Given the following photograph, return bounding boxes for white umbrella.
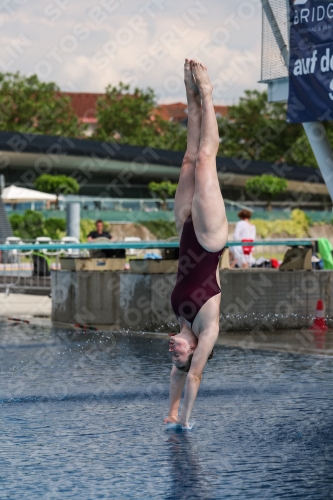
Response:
[1,185,57,203]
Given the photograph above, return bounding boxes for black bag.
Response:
[90,248,126,258]
[161,247,179,260]
[32,254,50,277]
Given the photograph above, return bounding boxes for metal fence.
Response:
[7,208,333,224]
[0,241,86,294]
[0,239,315,295]
[261,0,289,82]
[4,198,253,223]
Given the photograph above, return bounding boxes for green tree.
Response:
[95,82,187,151]
[148,181,178,210]
[0,72,85,136]
[34,174,80,208]
[218,90,318,167]
[245,174,287,211]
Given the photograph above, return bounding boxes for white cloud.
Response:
[0,0,264,104]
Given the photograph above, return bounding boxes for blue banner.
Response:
[287,0,333,123]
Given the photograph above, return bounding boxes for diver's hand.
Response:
[163,415,178,424]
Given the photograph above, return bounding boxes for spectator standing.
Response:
[230,209,256,269]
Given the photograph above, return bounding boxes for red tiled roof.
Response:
[214,105,228,117]
[61,92,103,124]
[156,102,188,123]
[60,93,228,124]
[155,103,229,123]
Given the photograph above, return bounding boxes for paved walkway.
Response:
[0,293,51,318]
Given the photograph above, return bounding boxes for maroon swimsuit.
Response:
[171,214,223,327]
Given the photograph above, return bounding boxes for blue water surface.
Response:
[0,322,332,499]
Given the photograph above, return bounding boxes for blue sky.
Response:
[0,0,263,104]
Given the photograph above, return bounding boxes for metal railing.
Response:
[0,239,315,295]
[0,239,314,251]
[55,196,251,212]
[6,198,252,215]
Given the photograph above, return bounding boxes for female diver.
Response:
[164,59,228,428]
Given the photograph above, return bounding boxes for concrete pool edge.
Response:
[52,270,333,332]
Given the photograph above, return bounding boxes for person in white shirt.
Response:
[230,209,256,269]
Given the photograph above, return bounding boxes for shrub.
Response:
[9,213,24,232]
[9,211,66,240]
[252,209,310,238]
[9,210,45,239]
[80,219,96,242]
[34,174,79,208]
[44,218,66,240]
[148,181,177,210]
[245,174,287,211]
[141,220,178,239]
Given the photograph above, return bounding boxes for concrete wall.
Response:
[52,271,122,327]
[52,270,333,331]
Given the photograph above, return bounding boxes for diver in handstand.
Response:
[164,59,228,428]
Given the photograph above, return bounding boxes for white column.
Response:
[66,202,81,241]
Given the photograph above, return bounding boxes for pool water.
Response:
[0,322,332,499]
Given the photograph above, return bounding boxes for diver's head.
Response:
[168,334,214,373]
[168,335,196,371]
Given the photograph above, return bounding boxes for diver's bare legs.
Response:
[176,61,228,426]
[174,59,202,236]
[190,60,228,252]
[166,60,229,428]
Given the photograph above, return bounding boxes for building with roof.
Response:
[61,92,229,136]
[0,130,330,210]
[62,92,102,137]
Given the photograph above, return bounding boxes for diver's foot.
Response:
[190,59,213,97]
[184,58,200,102]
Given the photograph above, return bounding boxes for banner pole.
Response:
[303,122,333,203]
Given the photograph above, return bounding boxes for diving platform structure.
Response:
[260,0,333,202]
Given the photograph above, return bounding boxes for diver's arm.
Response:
[178,373,202,426]
[179,326,218,426]
[164,365,187,424]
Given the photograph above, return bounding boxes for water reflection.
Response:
[166,431,213,500]
[313,330,326,350]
